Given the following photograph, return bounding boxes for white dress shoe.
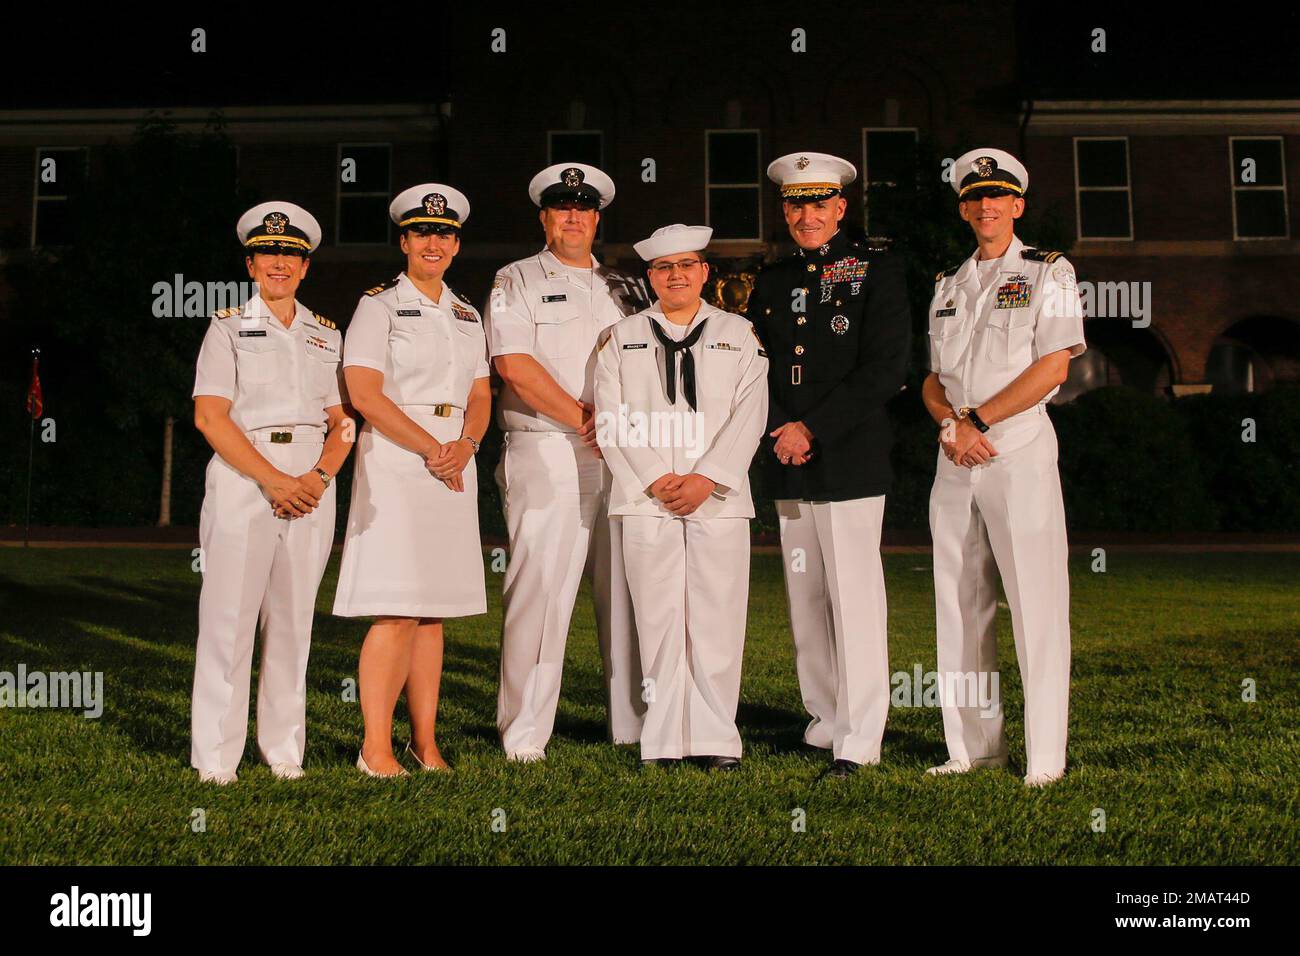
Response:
[506,747,546,763]
[198,769,237,785]
[1024,770,1065,788]
[270,763,304,780]
[357,751,409,778]
[405,742,451,773]
[925,755,1009,776]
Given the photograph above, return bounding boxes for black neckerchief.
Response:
[649,316,709,411]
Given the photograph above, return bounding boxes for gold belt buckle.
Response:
[432,403,452,417]
[791,364,802,386]
[270,431,293,444]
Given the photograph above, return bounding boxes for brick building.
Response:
[0,6,1296,399]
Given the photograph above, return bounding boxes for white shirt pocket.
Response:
[235,337,280,386]
[391,316,437,368]
[535,302,586,359]
[984,309,1034,366]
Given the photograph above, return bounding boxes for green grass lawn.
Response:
[0,546,1296,865]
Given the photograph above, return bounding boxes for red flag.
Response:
[25,354,42,419]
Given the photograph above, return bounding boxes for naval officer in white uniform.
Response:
[191,202,352,784]
[595,225,768,769]
[485,163,645,762]
[923,148,1086,787]
[333,184,491,777]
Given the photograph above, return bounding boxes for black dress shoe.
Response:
[826,758,861,778]
[706,755,741,771]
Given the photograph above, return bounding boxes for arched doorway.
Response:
[1054,318,1174,404]
[1207,316,1300,394]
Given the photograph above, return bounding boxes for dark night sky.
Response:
[1,3,1296,110]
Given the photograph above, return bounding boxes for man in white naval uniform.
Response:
[485,163,646,761]
[595,225,768,769]
[191,202,352,783]
[923,148,1086,788]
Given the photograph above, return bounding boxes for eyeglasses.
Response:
[649,258,703,275]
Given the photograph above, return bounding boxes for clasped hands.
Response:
[649,473,717,517]
[424,438,475,492]
[266,470,325,519]
[941,416,999,467]
[771,421,813,466]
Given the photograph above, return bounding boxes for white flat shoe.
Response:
[925,755,1009,776]
[506,747,546,763]
[405,742,451,773]
[270,763,304,780]
[357,751,408,778]
[198,769,237,785]
[1024,770,1065,788]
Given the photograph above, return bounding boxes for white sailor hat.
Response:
[767,152,857,202]
[237,202,321,255]
[389,183,471,232]
[634,224,712,262]
[952,148,1028,199]
[528,162,615,209]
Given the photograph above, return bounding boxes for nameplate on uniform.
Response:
[238,330,267,337]
[706,343,741,351]
[541,294,568,303]
[396,309,422,316]
[452,304,479,323]
[994,278,1032,309]
[622,343,647,350]
[935,308,957,317]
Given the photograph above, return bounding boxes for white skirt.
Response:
[332,411,487,618]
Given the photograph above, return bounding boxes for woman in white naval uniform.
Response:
[191,202,352,784]
[595,226,768,769]
[332,184,490,777]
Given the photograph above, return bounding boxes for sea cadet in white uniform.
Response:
[333,183,491,777]
[485,163,646,761]
[595,225,768,769]
[923,149,1086,787]
[191,202,352,784]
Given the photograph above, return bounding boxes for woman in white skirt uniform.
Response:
[332,184,491,776]
[191,202,353,784]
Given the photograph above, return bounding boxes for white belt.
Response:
[245,425,325,445]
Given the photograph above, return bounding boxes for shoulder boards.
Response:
[1021,248,1063,263]
[935,265,960,282]
[314,312,336,330]
[363,277,400,297]
[213,306,241,319]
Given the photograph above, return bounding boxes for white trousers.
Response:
[929,417,1071,778]
[495,432,643,754]
[191,442,335,773]
[621,516,750,760]
[777,496,889,764]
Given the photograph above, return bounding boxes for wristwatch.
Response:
[313,467,332,487]
[463,436,481,454]
[967,408,993,434]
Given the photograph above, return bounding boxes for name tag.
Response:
[935,308,957,318]
[542,294,568,303]
[623,343,647,350]
[238,330,267,337]
[396,309,421,316]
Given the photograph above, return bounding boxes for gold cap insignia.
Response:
[263,212,288,234]
[422,193,447,216]
[562,167,584,187]
[795,156,810,170]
